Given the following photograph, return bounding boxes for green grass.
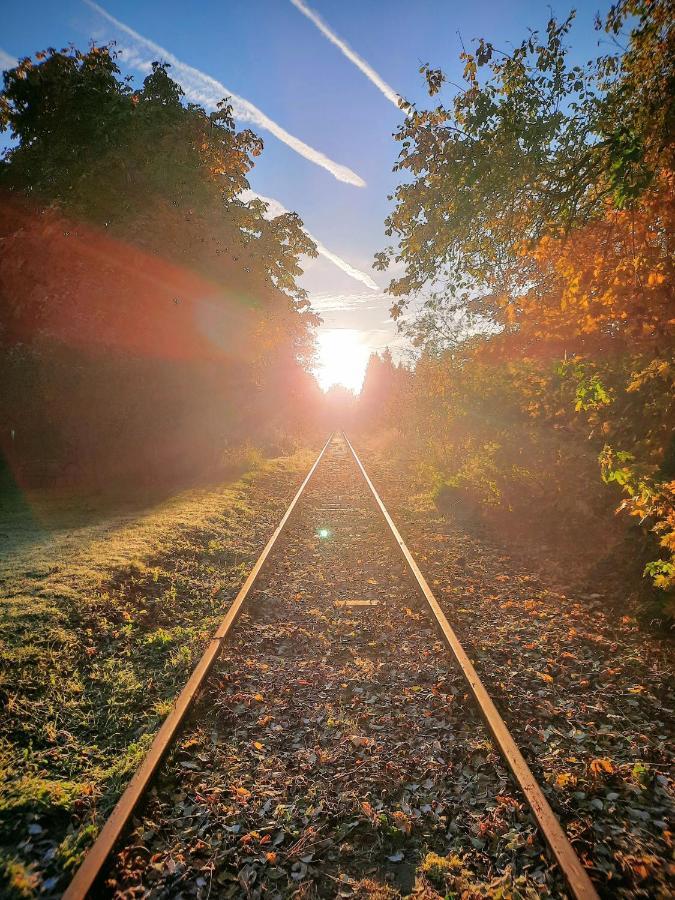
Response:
[0,450,311,897]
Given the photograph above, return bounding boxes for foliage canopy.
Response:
[0,46,321,487]
[373,0,674,596]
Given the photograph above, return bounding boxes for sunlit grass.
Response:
[0,449,313,896]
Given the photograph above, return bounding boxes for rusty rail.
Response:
[63,433,334,900]
[343,431,599,900]
[65,430,598,899]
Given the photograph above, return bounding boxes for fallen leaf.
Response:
[590,758,615,775]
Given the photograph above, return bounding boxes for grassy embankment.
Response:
[0,447,313,896]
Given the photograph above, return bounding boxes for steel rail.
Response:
[63,433,334,900]
[343,432,599,900]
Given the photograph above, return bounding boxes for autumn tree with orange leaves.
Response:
[372,0,674,601]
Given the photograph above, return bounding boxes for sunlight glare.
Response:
[315,328,370,393]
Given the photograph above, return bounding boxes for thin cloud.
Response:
[290,0,405,110]
[0,48,17,71]
[118,47,152,75]
[84,0,366,187]
[310,290,386,312]
[240,189,379,292]
[361,327,409,353]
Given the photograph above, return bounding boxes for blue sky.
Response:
[1,0,612,389]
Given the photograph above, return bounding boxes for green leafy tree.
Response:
[0,46,320,487]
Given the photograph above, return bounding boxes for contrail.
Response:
[0,48,17,71]
[240,189,379,292]
[83,0,365,187]
[311,239,379,292]
[289,0,405,110]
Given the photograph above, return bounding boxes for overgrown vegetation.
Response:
[370,0,674,613]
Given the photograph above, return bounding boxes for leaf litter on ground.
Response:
[106,436,569,898]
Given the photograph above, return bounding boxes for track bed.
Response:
[100,435,569,898]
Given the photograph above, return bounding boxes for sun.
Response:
[315,328,370,394]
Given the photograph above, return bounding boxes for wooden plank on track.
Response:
[342,431,599,900]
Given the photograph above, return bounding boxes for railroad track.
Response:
[64,433,598,899]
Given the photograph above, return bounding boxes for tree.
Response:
[0,46,320,487]
[374,1,675,597]
[360,349,409,427]
[375,0,674,326]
